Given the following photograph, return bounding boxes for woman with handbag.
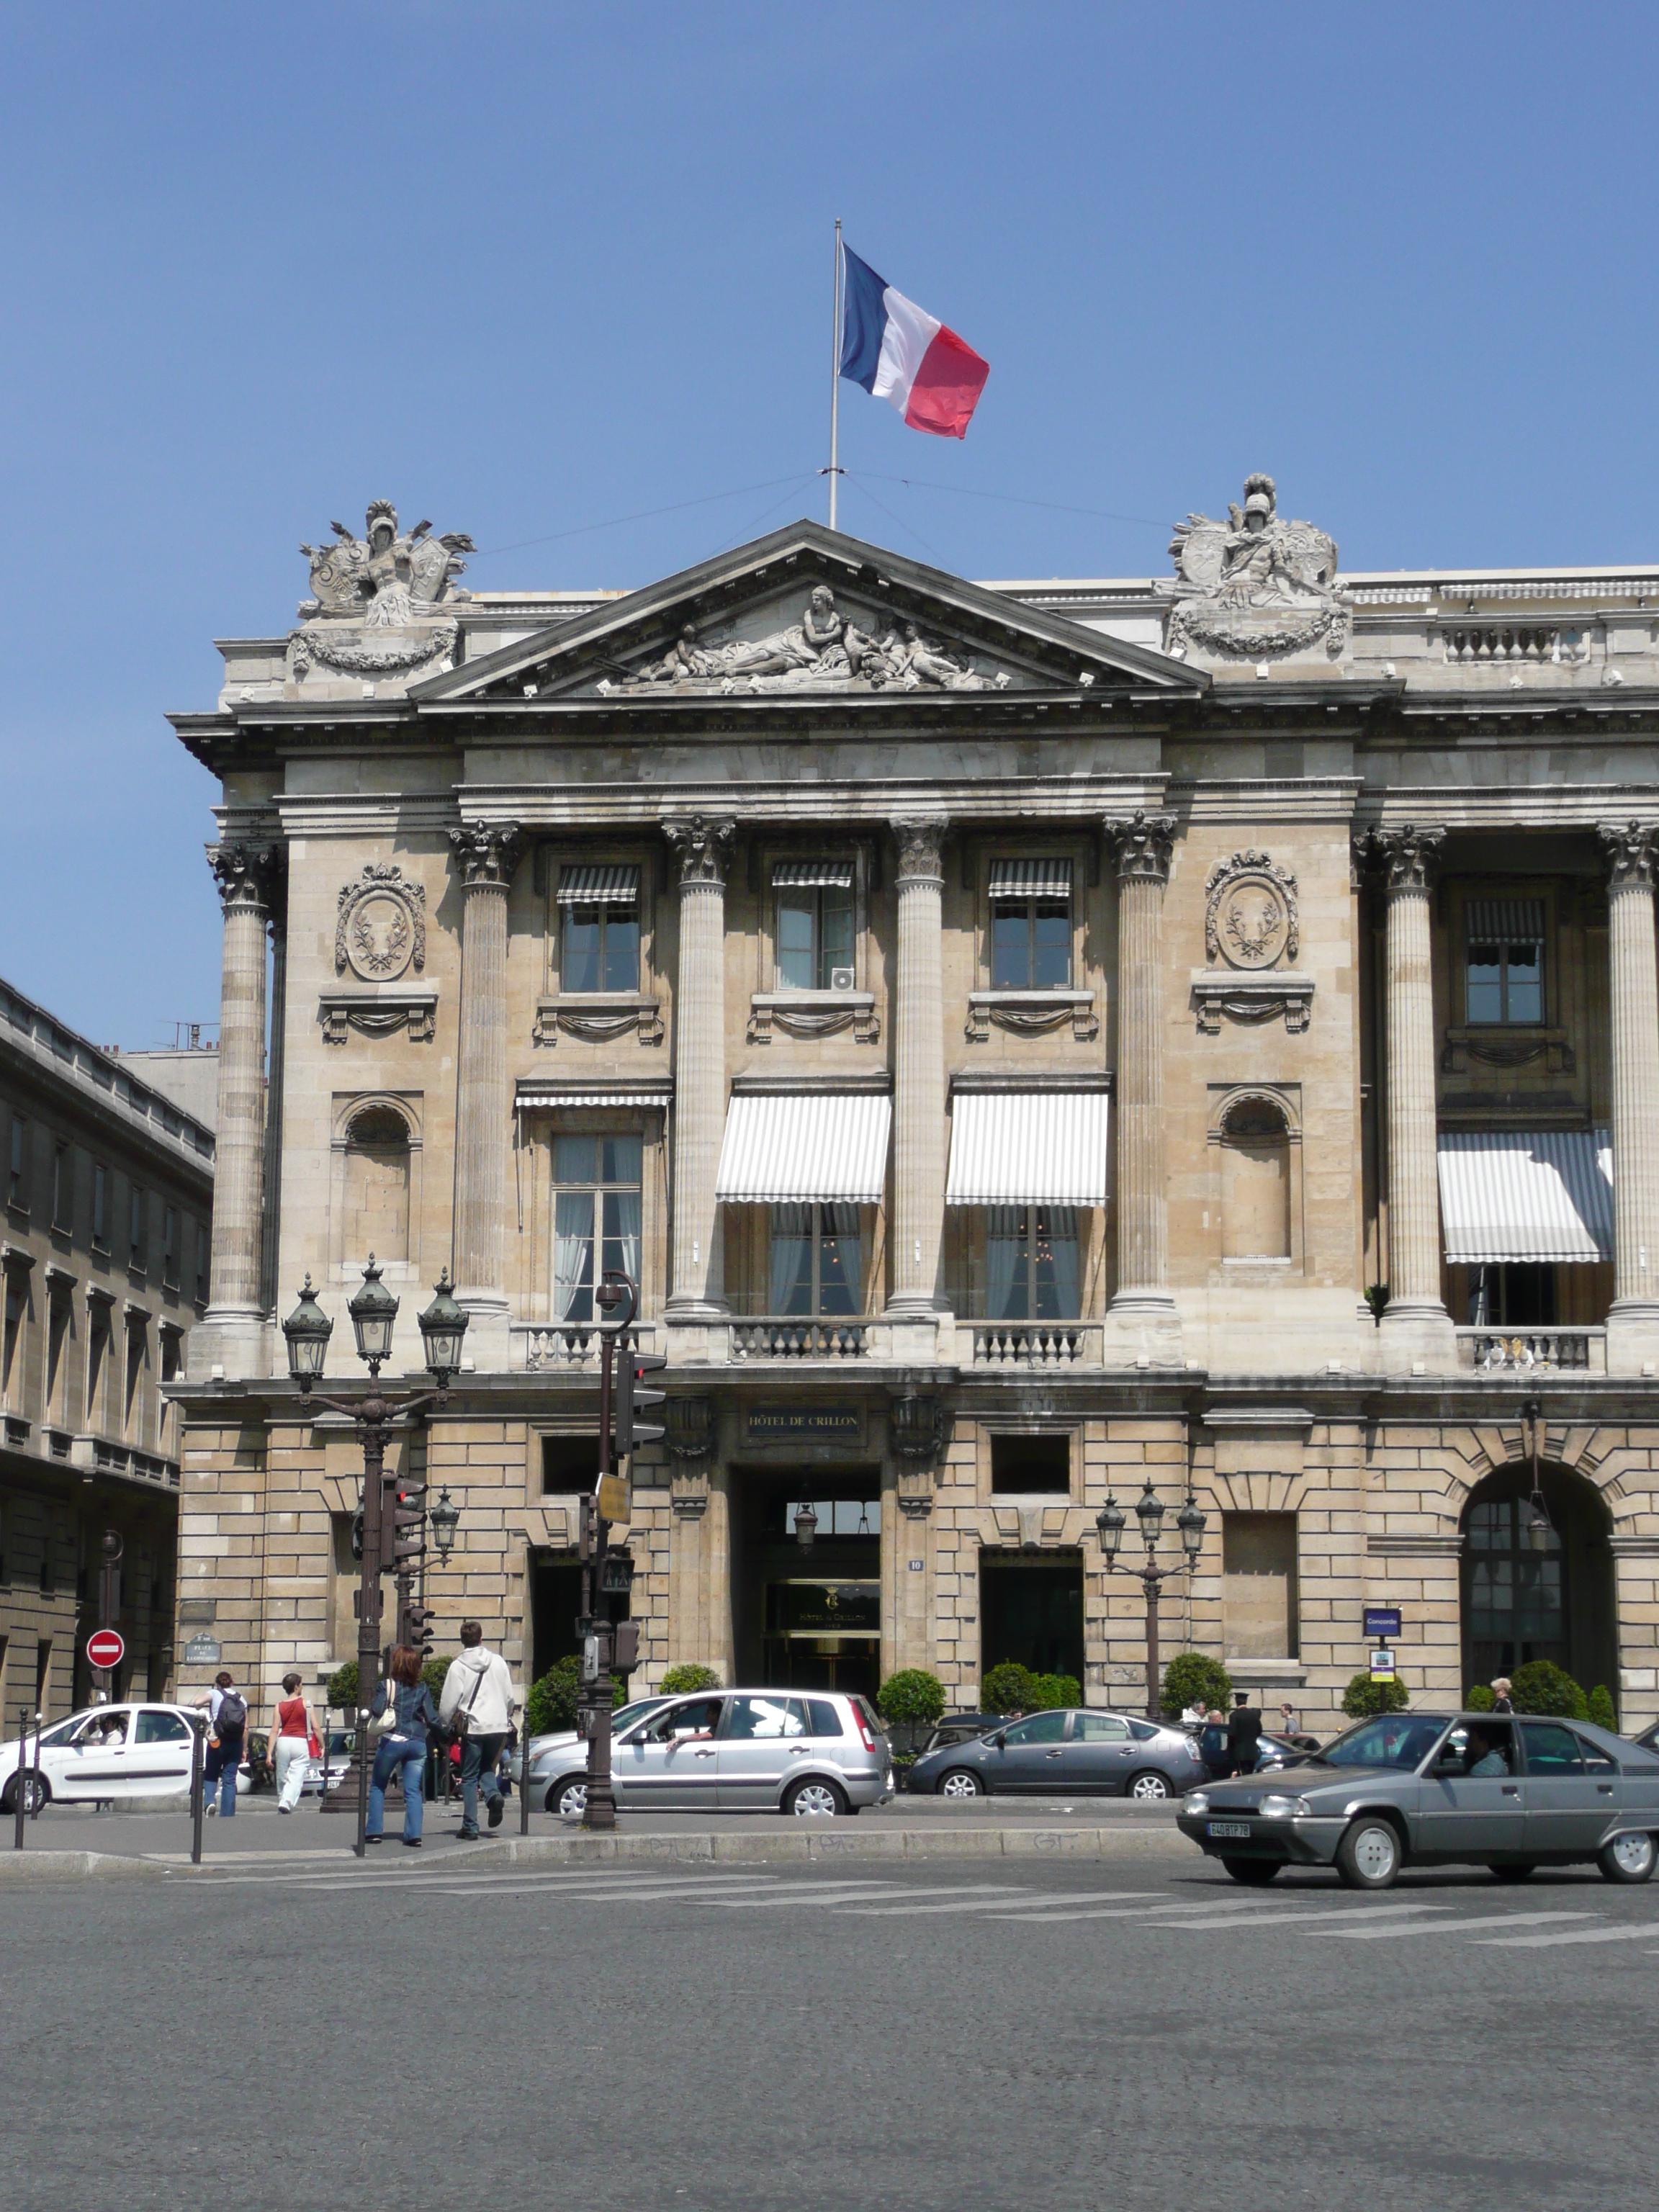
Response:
[271,1672,320,1814]
[367,1646,441,1848]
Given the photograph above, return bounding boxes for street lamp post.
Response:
[282,1260,468,1860]
[1096,1483,1207,1722]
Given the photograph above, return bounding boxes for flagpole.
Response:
[828,217,842,531]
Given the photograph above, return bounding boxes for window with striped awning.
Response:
[989,858,1072,901]
[945,1090,1109,1206]
[772,858,854,889]
[556,863,640,905]
[1465,898,1545,943]
[715,1091,891,1204]
[1437,1129,1613,1264]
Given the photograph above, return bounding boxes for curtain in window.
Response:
[770,1205,814,1313]
[985,1206,1024,1318]
[605,1188,642,1289]
[1039,1208,1079,1319]
[554,1192,594,1321]
[818,1204,861,1315]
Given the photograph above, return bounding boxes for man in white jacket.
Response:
[439,1621,516,1837]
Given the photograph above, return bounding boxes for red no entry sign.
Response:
[86,1629,125,1670]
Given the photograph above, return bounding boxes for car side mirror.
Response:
[990,1730,1007,1748]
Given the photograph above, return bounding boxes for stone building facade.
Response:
[168,487,1659,1732]
[0,977,215,1724]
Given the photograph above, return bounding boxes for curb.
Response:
[369,1825,1191,1869]
[0,1851,171,1882]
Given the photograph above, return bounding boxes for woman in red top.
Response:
[271,1672,318,1813]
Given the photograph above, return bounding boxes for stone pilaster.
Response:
[202,840,281,1374]
[1102,811,1181,1361]
[888,816,949,1320]
[258,881,289,1318]
[663,815,734,1317]
[449,824,523,1366]
[1367,825,1455,1370]
[1599,822,1659,1372]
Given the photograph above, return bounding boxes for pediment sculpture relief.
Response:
[290,500,474,680]
[1166,475,1346,660]
[601,585,1010,696]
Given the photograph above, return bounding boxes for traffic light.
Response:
[599,1549,634,1599]
[349,1506,364,1562]
[405,1598,436,1657]
[391,1481,427,1567]
[613,1345,667,1457]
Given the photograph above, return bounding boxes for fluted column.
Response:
[205,842,279,1329]
[664,815,735,1316]
[449,824,522,1356]
[1599,822,1659,1371]
[888,817,949,1317]
[1103,811,1179,1350]
[1367,824,1455,1364]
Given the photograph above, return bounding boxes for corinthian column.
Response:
[1367,824,1455,1367]
[1102,811,1180,1357]
[204,842,280,1354]
[664,815,735,1316]
[449,824,522,1361]
[1599,822,1659,1372]
[889,817,949,1317]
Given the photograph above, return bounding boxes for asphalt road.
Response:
[4,1851,1656,2212]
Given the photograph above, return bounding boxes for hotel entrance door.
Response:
[734,1478,884,1700]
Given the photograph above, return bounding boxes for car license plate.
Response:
[1207,1820,1251,1839]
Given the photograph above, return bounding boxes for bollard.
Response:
[189,1714,204,1866]
[12,1706,27,1849]
[28,1711,42,1821]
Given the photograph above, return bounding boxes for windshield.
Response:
[1316,1714,1447,1771]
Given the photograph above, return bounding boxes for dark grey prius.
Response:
[910,1708,1205,1800]
[1177,1710,1659,1890]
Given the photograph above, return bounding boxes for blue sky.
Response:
[2,1,1656,1046]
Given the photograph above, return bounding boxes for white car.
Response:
[0,1702,199,1812]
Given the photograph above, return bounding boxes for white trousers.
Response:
[275,1735,310,1809]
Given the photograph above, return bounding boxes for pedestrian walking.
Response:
[438,1621,517,1838]
[269,1673,319,1814]
[1227,1690,1264,1776]
[367,1646,441,1849]
[1491,1676,1514,1713]
[1277,1699,1300,1739]
[1198,1708,1233,1781]
[194,1671,247,1818]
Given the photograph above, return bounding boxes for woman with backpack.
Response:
[366,1645,441,1849]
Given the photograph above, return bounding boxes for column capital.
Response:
[1599,819,1659,890]
[449,823,523,889]
[891,814,948,884]
[207,840,282,917]
[1360,824,1444,892]
[662,814,736,888]
[1102,811,1176,885]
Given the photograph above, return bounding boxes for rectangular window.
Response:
[196,1222,210,1304]
[1221,1512,1300,1660]
[163,1207,178,1288]
[2,1277,24,1406]
[990,1433,1071,1495]
[159,1328,182,1385]
[557,864,642,994]
[125,1321,145,1435]
[984,1207,1079,1320]
[774,863,855,990]
[92,1164,108,1248]
[1465,897,1545,1025]
[9,1115,25,1207]
[768,1205,862,1316]
[129,1187,146,1269]
[46,1295,69,1424]
[52,1144,69,1231]
[552,1134,642,1322]
[1467,1262,1556,1327]
[86,1308,109,1430]
[990,859,1072,989]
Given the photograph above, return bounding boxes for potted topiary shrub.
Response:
[658,1663,721,1696]
[876,1668,946,1761]
[1028,1673,1082,1712]
[1587,1683,1618,1730]
[1510,1659,1588,1719]
[1341,1673,1410,1719]
[981,1662,1038,1717]
[1161,1653,1233,1722]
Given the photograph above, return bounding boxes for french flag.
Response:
[839,244,990,440]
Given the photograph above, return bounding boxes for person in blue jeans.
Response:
[195,1672,248,1817]
[367,1645,441,1848]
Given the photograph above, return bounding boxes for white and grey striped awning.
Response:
[556,863,640,905]
[715,1091,891,1204]
[516,1088,670,1111]
[945,1089,1109,1206]
[989,858,1072,902]
[771,858,855,889]
[1437,1129,1613,1264]
[1465,898,1545,943]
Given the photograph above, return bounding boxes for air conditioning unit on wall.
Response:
[830,966,855,993]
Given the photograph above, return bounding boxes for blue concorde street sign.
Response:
[1364,1606,1403,1640]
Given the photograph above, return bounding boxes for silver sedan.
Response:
[1177,1709,1659,1889]
[909,1707,1205,1801]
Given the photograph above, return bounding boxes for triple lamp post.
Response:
[1095,1483,1207,1724]
[282,1257,468,1859]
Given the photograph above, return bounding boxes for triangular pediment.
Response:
[413,521,1204,709]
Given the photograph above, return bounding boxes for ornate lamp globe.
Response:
[1095,1495,1126,1563]
[1177,1496,1207,1563]
[793,1503,819,1551]
[1134,1483,1166,1549]
[428,1485,460,1558]
[417,1267,469,1385]
[347,1256,400,1371]
[282,1275,333,1388]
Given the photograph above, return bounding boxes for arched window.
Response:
[1221,1099,1290,1260]
[342,1106,410,1264]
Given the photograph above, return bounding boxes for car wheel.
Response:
[545,1773,588,1820]
[1221,1857,1280,1885]
[937,1768,984,1799]
[783,1776,848,1818]
[1491,1861,1538,1884]
[1335,1816,1402,1891]
[1598,1830,1657,1884]
[1126,1770,1172,1802]
[1,1773,48,1815]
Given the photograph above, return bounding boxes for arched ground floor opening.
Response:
[1461,1462,1617,1696]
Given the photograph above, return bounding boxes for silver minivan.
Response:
[537,1689,895,1818]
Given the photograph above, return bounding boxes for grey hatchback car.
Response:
[1178,1709,1659,1889]
[909,1707,1205,1800]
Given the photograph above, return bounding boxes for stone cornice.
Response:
[0,978,215,1177]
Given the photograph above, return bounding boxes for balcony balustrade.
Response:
[1455,1326,1605,1374]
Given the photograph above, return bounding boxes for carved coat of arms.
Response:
[336,863,426,981]
[1166,475,1346,661]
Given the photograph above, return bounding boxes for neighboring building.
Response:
[166,487,1659,1730]
[113,1033,221,1134]
[0,977,214,1722]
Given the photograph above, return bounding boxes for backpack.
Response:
[216,1691,247,1736]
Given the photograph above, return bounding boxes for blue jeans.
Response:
[205,1735,241,1816]
[367,1739,426,1840]
[460,1732,506,1833]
